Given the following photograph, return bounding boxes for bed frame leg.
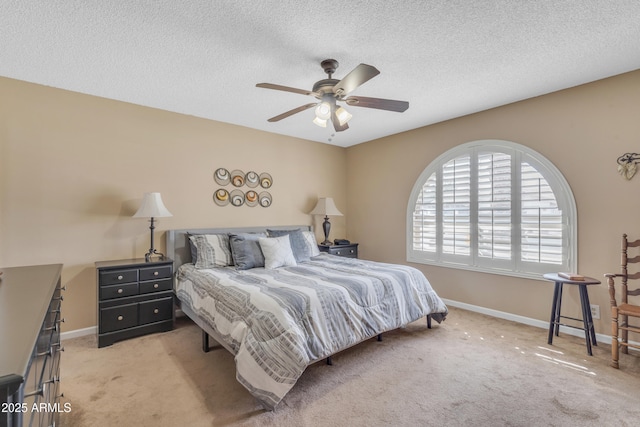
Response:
[202,330,210,353]
[427,314,432,329]
[377,334,382,341]
[326,356,333,365]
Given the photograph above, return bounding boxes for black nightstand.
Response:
[318,243,359,258]
[95,258,174,347]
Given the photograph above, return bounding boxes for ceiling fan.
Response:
[256,59,409,132]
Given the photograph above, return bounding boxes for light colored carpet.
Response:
[60,307,640,426]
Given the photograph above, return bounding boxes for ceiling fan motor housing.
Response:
[312,79,340,96]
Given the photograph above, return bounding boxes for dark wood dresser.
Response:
[96,258,174,348]
[0,264,64,427]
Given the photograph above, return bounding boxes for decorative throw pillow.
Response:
[302,230,321,257]
[188,234,234,269]
[259,235,297,269]
[267,229,311,262]
[186,232,199,263]
[229,232,266,270]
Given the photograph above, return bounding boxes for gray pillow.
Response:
[229,232,266,270]
[267,229,311,262]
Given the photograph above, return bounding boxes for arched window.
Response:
[406,140,577,279]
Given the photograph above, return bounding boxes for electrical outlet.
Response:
[590,304,600,320]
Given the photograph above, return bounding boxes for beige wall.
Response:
[0,77,347,332]
[3,70,639,336]
[346,69,640,335]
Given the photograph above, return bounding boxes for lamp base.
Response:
[321,215,332,246]
[144,249,166,262]
[143,217,166,262]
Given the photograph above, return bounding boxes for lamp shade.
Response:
[133,192,173,218]
[309,197,343,216]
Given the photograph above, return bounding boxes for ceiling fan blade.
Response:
[333,64,380,96]
[345,96,409,112]
[267,103,317,122]
[256,83,314,97]
[331,110,349,132]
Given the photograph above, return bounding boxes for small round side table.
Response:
[543,273,601,356]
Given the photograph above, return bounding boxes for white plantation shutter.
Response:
[412,174,437,253]
[520,162,563,265]
[442,156,471,256]
[477,151,512,262]
[407,140,576,279]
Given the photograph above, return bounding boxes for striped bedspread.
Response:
[175,253,448,410]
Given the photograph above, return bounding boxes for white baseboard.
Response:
[442,298,614,346]
[61,326,95,341]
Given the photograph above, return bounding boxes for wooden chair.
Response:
[605,234,640,368]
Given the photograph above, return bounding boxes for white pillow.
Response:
[302,230,321,257]
[259,235,297,269]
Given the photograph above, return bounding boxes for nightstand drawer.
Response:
[318,243,359,258]
[100,282,139,300]
[140,265,173,281]
[100,303,139,333]
[139,278,173,294]
[139,296,173,325]
[99,268,138,286]
[330,247,357,257]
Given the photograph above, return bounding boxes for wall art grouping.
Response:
[213,168,272,207]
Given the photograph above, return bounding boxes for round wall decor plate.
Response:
[245,190,259,207]
[258,191,272,207]
[230,189,245,207]
[259,172,273,188]
[214,168,230,185]
[213,189,230,206]
[245,171,260,188]
[231,169,245,187]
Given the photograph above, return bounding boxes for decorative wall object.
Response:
[617,153,640,180]
[213,168,273,207]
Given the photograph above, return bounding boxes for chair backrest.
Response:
[620,233,640,303]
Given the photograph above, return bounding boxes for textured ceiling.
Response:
[2,1,640,147]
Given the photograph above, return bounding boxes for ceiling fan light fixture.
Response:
[313,116,328,127]
[315,101,332,120]
[335,106,352,126]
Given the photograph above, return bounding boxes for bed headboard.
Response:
[166,225,313,270]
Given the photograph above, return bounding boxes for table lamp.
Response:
[309,197,343,245]
[133,192,173,261]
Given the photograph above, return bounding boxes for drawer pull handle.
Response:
[24,383,46,398]
[153,283,159,289]
[44,323,59,333]
[154,271,159,276]
[45,375,60,385]
[154,308,159,314]
[117,288,123,294]
[117,275,123,280]
[117,315,124,321]
[36,348,52,357]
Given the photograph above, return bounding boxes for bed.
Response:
[166,225,448,410]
